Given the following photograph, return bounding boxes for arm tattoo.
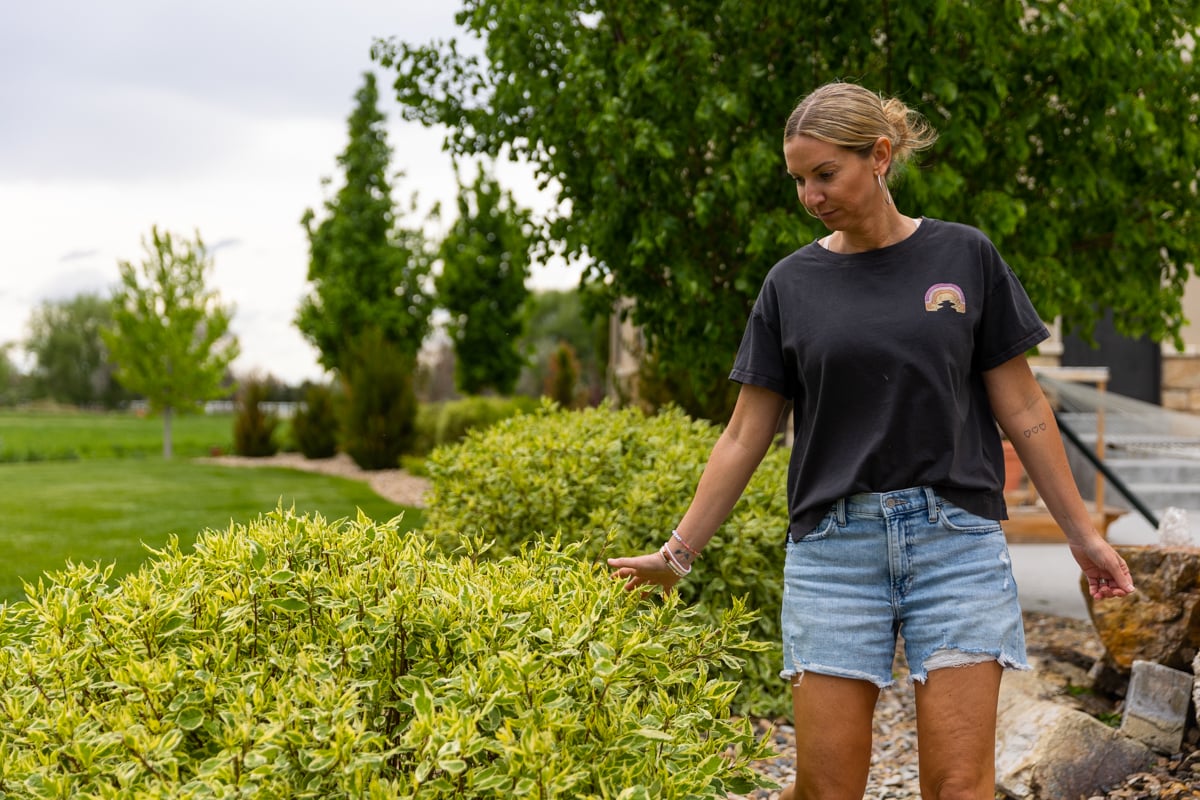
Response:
[1022,421,1048,439]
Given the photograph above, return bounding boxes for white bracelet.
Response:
[660,544,691,578]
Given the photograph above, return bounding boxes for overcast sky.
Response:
[0,1,573,384]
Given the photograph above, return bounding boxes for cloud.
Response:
[206,238,242,255]
[58,249,101,263]
[0,0,571,384]
[35,268,116,303]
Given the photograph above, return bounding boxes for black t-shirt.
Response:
[730,218,1050,541]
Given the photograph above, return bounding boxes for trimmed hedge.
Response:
[0,510,773,798]
[423,402,792,716]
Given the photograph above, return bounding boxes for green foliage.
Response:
[102,227,239,458]
[296,72,433,372]
[24,293,130,408]
[517,288,607,401]
[423,403,791,716]
[339,328,418,470]
[0,511,773,797]
[291,383,340,459]
[424,395,539,455]
[232,377,281,457]
[436,165,533,396]
[0,344,29,407]
[378,0,1200,419]
[884,0,1200,348]
[545,341,581,408]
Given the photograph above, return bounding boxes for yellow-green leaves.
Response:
[424,402,790,716]
[0,508,773,798]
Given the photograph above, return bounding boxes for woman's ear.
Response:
[873,136,893,175]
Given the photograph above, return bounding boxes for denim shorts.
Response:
[780,486,1029,687]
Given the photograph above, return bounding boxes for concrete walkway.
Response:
[1010,509,1200,620]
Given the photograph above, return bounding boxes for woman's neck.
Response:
[824,211,921,254]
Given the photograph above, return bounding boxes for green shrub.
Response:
[413,402,441,455]
[0,510,773,798]
[544,341,581,408]
[423,402,791,716]
[291,382,339,459]
[415,395,538,456]
[340,328,418,470]
[232,377,280,457]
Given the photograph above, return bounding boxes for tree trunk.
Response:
[162,406,174,459]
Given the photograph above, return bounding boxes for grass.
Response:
[0,458,424,603]
[0,408,427,602]
[0,407,241,461]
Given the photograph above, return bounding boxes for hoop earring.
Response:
[877,173,894,207]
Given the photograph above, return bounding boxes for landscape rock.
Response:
[995,669,1154,799]
[1082,545,1200,672]
[1120,659,1192,754]
[1193,652,1200,731]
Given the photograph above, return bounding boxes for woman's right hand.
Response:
[607,552,682,595]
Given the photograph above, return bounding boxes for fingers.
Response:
[606,555,675,595]
[1088,557,1135,600]
[1073,540,1136,601]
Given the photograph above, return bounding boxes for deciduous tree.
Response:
[25,293,127,408]
[378,0,1200,420]
[0,343,26,407]
[103,228,239,458]
[296,72,432,373]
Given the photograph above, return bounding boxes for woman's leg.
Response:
[779,672,881,800]
[913,661,1003,800]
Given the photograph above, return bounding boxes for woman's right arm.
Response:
[607,383,787,592]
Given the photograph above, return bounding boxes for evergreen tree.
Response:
[436,166,532,395]
[296,72,432,372]
[339,327,418,470]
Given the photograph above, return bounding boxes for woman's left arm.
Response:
[983,355,1135,599]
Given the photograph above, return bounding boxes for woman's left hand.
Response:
[1070,538,1135,600]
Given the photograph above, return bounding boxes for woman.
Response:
[607,81,1135,800]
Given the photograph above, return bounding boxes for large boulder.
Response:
[996,669,1154,799]
[1082,545,1200,672]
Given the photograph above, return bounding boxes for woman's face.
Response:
[783,135,886,231]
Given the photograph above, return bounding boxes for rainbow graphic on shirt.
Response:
[924,283,966,314]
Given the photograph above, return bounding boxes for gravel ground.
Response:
[198,452,431,507]
[199,454,1200,798]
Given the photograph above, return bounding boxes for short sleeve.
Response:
[975,260,1050,371]
[730,289,792,397]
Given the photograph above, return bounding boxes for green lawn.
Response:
[0,458,424,603]
[0,408,244,461]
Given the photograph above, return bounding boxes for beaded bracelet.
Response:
[670,529,699,559]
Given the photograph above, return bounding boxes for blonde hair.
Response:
[784,82,938,177]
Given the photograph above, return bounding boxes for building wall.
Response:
[1033,271,1200,414]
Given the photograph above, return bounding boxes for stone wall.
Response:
[1164,353,1200,414]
